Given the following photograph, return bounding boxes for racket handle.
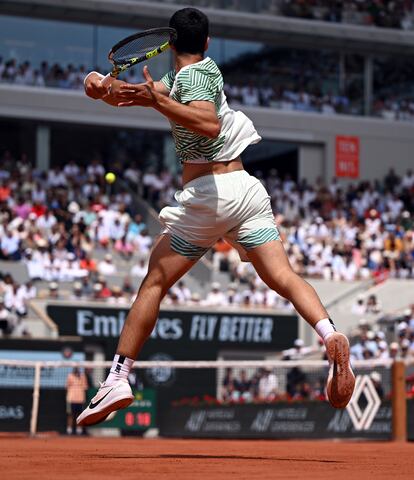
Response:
[101,73,116,88]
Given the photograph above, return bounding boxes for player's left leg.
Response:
[247,239,355,408]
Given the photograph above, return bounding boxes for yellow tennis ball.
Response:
[105,172,116,184]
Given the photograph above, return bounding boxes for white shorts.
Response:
[159,170,280,260]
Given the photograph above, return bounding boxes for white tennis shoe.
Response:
[77,380,134,426]
[325,332,356,409]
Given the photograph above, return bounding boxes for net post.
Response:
[391,360,407,442]
[30,362,42,437]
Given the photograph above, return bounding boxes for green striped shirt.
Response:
[161,57,226,163]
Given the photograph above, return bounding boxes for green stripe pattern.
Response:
[160,70,175,91]
[170,235,209,260]
[160,58,226,163]
[238,227,280,250]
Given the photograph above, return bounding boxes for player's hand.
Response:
[116,66,158,107]
[84,72,108,100]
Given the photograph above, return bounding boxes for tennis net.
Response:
[0,358,411,439]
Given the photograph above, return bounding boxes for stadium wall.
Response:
[1,84,413,183]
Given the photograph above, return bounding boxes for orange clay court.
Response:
[1,437,413,480]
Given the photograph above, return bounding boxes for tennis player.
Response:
[77,8,355,426]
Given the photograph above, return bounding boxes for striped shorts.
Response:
[159,170,280,260]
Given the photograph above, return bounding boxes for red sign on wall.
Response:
[335,136,359,178]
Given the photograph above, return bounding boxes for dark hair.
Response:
[169,8,209,55]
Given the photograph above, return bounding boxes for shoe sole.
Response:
[77,397,134,427]
[326,333,355,409]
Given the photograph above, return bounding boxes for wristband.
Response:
[83,71,104,85]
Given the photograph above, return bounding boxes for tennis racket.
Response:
[101,27,177,87]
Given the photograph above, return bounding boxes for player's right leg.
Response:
[77,234,197,426]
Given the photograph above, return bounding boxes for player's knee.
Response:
[138,271,164,295]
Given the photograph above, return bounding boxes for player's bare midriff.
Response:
[182,156,244,185]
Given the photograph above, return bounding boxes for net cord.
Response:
[0,359,396,369]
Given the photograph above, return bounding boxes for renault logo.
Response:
[346,375,381,431]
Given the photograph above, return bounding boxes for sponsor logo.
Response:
[190,315,274,343]
[185,411,206,432]
[184,409,240,433]
[151,318,183,340]
[251,409,274,432]
[88,389,114,409]
[77,310,126,337]
[346,375,381,431]
[145,353,176,387]
[0,405,24,420]
[251,407,313,433]
[75,310,274,344]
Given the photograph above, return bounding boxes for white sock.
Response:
[315,318,336,342]
[105,354,134,385]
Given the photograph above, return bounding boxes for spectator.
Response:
[130,258,148,278]
[351,295,366,315]
[98,253,117,276]
[365,294,382,314]
[205,282,226,306]
[286,366,307,398]
[257,368,279,401]
[171,280,191,304]
[234,369,253,402]
[283,338,315,360]
[221,368,235,401]
[71,282,84,300]
[96,278,112,299]
[226,283,241,306]
[389,342,400,359]
[79,254,97,274]
[1,229,21,260]
[0,296,16,337]
[66,367,88,435]
[108,286,128,305]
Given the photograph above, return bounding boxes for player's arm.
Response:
[83,71,169,106]
[116,66,220,138]
[155,96,220,139]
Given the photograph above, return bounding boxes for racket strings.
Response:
[112,32,172,65]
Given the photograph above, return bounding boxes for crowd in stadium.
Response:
[272,0,414,30]
[0,149,413,336]
[224,82,353,115]
[0,153,413,263]
[224,82,414,121]
[219,362,387,403]
[350,305,414,360]
[212,168,414,284]
[3,53,414,122]
[220,366,327,403]
[0,57,145,91]
[219,304,414,404]
[184,0,414,30]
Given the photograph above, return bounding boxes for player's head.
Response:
[169,8,209,55]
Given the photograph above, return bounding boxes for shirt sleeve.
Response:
[160,70,175,91]
[177,68,221,104]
